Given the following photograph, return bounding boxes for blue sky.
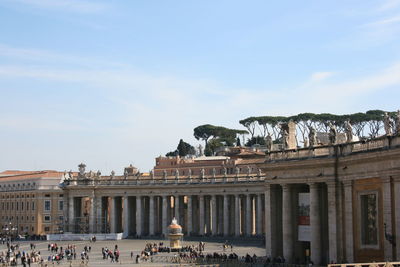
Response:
[1,0,400,173]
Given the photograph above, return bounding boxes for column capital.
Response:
[381,176,392,184]
[308,182,319,189]
[342,180,353,187]
[325,180,337,187]
[281,184,291,191]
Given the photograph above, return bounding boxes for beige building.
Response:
[0,170,65,236]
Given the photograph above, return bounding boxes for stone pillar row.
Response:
[67,193,265,237]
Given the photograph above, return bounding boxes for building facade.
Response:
[62,135,400,264]
[0,170,65,236]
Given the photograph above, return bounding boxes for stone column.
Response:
[89,193,95,233]
[309,183,321,265]
[136,196,142,236]
[343,181,354,262]
[187,195,192,235]
[394,177,400,260]
[110,197,116,233]
[257,193,263,235]
[211,195,217,235]
[327,181,338,263]
[282,184,293,262]
[264,185,272,255]
[149,196,155,236]
[123,196,129,237]
[174,196,180,222]
[162,195,168,236]
[199,195,205,235]
[246,194,252,236]
[68,195,74,232]
[235,194,241,236]
[223,194,229,236]
[383,177,394,260]
[96,196,102,233]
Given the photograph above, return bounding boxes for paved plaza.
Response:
[0,238,266,266]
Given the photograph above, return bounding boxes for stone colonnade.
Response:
[68,193,265,238]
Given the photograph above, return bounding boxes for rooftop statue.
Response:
[282,129,289,150]
[384,112,393,135]
[309,126,317,147]
[78,163,86,178]
[328,122,337,145]
[265,134,272,151]
[395,110,400,135]
[200,168,205,180]
[345,120,353,142]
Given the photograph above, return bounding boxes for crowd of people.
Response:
[0,239,269,266]
[0,242,42,266]
[101,245,120,263]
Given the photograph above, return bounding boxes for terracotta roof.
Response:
[236,158,265,165]
[0,170,64,181]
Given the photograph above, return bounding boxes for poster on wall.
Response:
[298,193,310,241]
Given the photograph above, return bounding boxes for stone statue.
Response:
[258,168,262,179]
[212,168,216,178]
[247,166,251,177]
[223,167,227,177]
[384,112,393,135]
[78,163,86,177]
[200,168,205,180]
[395,110,400,135]
[309,126,317,147]
[328,122,337,145]
[198,144,204,156]
[188,168,192,178]
[150,169,154,180]
[110,170,115,180]
[96,170,101,177]
[282,129,289,150]
[163,170,167,179]
[68,170,73,180]
[345,120,353,142]
[235,167,240,176]
[175,169,179,180]
[265,134,273,151]
[124,168,128,179]
[303,137,309,148]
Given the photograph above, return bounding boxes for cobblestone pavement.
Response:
[0,239,265,266]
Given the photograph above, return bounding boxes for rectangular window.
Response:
[44,215,51,222]
[59,215,64,222]
[32,202,35,210]
[44,226,50,232]
[360,193,378,246]
[58,200,63,211]
[44,200,51,211]
[16,202,18,211]
[26,202,29,210]
[21,202,23,211]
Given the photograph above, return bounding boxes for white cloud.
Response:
[309,72,335,82]
[379,0,400,11]
[364,15,400,27]
[10,0,107,14]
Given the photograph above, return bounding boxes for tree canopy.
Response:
[193,124,248,155]
[239,110,396,146]
[165,139,195,157]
